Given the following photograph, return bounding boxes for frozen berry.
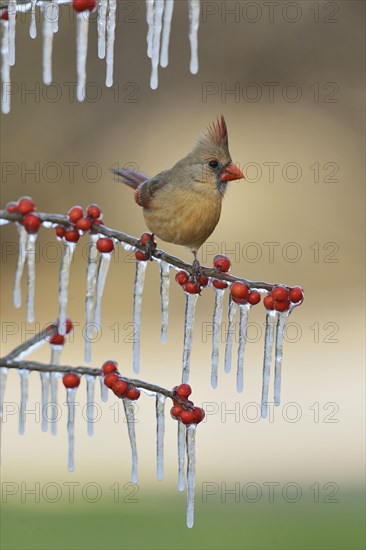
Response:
[230,281,249,301]
[1,10,9,20]
[176,384,192,398]
[184,281,201,294]
[271,286,290,302]
[180,410,195,425]
[6,201,18,213]
[198,275,209,287]
[50,334,65,346]
[175,271,188,286]
[289,286,304,303]
[23,213,41,234]
[112,379,129,398]
[140,232,153,246]
[86,204,102,219]
[55,226,66,239]
[102,360,118,375]
[65,229,80,243]
[192,407,205,424]
[57,318,73,334]
[76,217,92,232]
[104,373,119,388]
[170,405,183,419]
[248,290,261,305]
[274,300,290,312]
[213,279,228,290]
[18,197,35,215]
[126,387,140,400]
[68,206,83,223]
[263,295,275,310]
[72,0,96,12]
[135,250,147,261]
[97,237,114,253]
[63,373,80,388]
[213,254,231,273]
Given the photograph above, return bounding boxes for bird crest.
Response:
[192,115,230,160]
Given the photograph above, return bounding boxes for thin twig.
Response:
[4,324,57,361]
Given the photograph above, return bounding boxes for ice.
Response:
[42,2,54,85]
[1,18,11,114]
[274,311,289,406]
[84,235,99,364]
[0,367,8,419]
[52,0,59,33]
[66,388,77,471]
[181,293,198,384]
[155,393,165,480]
[159,261,170,343]
[210,287,225,389]
[50,344,63,435]
[40,372,50,432]
[97,0,108,59]
[261,310,277,419]
[105,0,116,87]
[132,260,147,374]
[145,0,154,58]
[186,424,196,528]
[19,369,29,435]
[188,0,200,74]
[86,375,95,436]
[150,0,164,89]
[123,399,138,483]
[99,375,108,402]
[94,251,113,332]
[177,421,185,491]
[236,303,250,393]
[29,0,37,38]
[76,11,90,102]
[26,234,37,323]
[160,0,174,68]
[58,242,76,335]
[13,224,28,308]
[8,0,16,67]
[224,296,238,374]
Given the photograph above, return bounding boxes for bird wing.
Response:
[135,171,170,208]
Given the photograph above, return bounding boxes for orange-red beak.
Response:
[220,163,244,182]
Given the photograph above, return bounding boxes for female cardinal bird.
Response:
[112,116,244,265]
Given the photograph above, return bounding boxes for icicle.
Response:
[50,344,63,435]
[26,233,37,323]
[99,375,108,402]
[8,0,16,67]
[261,310,277,419]
[155,393,165,480]
[84,235,99,364]
[40,372,50,432]
[86,375,95,436]
[210,288,225,389]
[105,0,116,87]
[186,424,196,528]
[274,311,289,406]
[94,251,113,331]
[19,369,29,435]
[188,0,200,74]
[181,293,198,384]
[150,0,164,89]
[58,242,76,336]
[159,261,170,343]
[160,0,174,68]
[42,2,54,85]
[1,19,11,115]
[133,260,147,374]
[66,388,77,471]
[0,367,8,418]
[236,303,250,393]
[51,0,59,33]
[224,296,238,374]
[76,11,90,102]
[123,399,138,483]
[146,0,154,58]
[177,421,185,491]
[29,0,37,38]
[97,0,108,59]
[13,224,28,308]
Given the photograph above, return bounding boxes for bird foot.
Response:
[144,235,157,260]
[192,257,203,283]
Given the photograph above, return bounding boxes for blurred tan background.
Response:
[0,0,364,519]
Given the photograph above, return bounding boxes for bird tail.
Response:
[111,168,150,190]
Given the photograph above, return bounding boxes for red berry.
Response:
[63,373,80,388]
[274,300,290,312]
[104,373,119,389]
[248,290,261,305]
[6,201,18,213]
[264,295,275,310]
[213,254,231,273]
[175,271,188,286]
[176,384,192,398]
[140,232,153,246]
[86,204,102,219]
[65,229,80,243]
[23,213,41,234]
[1,10,9,20]
[170,405,183,419]
[57,318,73,334]
[135,250,147,261]
[102,360,118,375]
[55,226,65,239]
[76,217,92,232]
[180,410,195,425]
[192,407,205,424]
[184,281,201,294]
[68,206,83,223]
[230,281,249,301]
[97,237,114,253]
[50,334,65,346]
[18,197,36,215]
[289,286,304,304]
[126,387,140,400]
[213,279,228,290]
[72,0,96,12]
[271,286,290,302]
[198,275,209,287]
[112,379,129,398]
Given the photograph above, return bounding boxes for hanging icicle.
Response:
[86,375,95,436]
[18,369,29,435]
[156,393,165,481]
[188,0,200,74]
[133,259,147,374]
[210,287,225,389]
[29,0,37,38]
[1,17,11,114]
[261,310,277,419]
[76,10,91,101]
[159,261,170,343]
[13,224,28,308]
[84,234,99,364]
[8,0,16,67]
[150,0,164,89]
[123,399,138,483]
[186,424,196,528]
[145,0,154,58]
[181,293,198,384]
[42,2,54,85]
[177,421,185,491]
[50,343,63,436]
[58,242,76,336]
[274,311,289,406]
[236,303,250,393]
[94,246,114,331]
[224,296,238,374]
[26,233,37,323]
[97,0,108,59]
[66,387,77,471]
[40,371,50,432]
[105,0,116,87]
[160,0,174,68]
[0,367,8,418]
[99,375,108,402]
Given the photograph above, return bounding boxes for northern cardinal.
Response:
[112,116,244,266]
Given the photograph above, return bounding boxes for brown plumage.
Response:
[112,116,244,256]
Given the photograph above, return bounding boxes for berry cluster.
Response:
[55,204,103,244]
[72,0,96,12]
[230,281,261,306]
[102,361,141,400]
[263,285,304,312]
[170,384,205,426]
[6,197,41,235]
[48,318,73,346]
[175,271,208,294]
[135,232,156,261]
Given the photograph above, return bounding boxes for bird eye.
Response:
[208,160,219,168]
